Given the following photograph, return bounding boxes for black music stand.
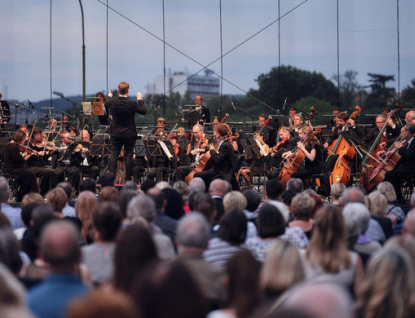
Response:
[182,110,201,125]
[240,137,261,160]
[144,137,174,183]
[135,139,147,157]
[90,143,111,157]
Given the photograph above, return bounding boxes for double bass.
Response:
[327,106,361,186]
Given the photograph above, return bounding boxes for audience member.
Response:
[367,190,394,240]
[78,179,96,194]
[289,192,315,239]
[99,186,119,203]
[286,178,304,193]
[0,176,24,230]
[209,178,229,223]
[189,177,206,192]
[173,180,190,213]
[57,182,76,217]
[99,173,115,189]
[403,210,415,237]
[162,188,185,220]
[330,182,345,206]
[75,191,99,244]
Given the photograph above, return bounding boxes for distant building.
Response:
[146,69,220,101]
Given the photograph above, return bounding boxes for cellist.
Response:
[361,115,400,147]
[383,123,415,204]
[283,126,323,184]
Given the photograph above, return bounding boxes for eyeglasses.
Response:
[376,122,385,124]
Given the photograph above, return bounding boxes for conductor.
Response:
[107,81,147,181]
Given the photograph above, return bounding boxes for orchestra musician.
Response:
[193,123,234,187]
[194,95,210,125]
[78,130,100,181]
[175,124,209,181]
[55,131,87,188]
[146,128,171,183]
[258,114,276,147]
[2,130,38,201]
[96,92,110,126]
[361,115,400,147]
[267,126,299,180]
[283,125,323,183]
[153,117,167,136]
[107,81,147,181]
[26,127,59,196]
[290,114,305,137]
[176,127,189,150]
[236,131,269,187]
[382,110,415,149]
[383,123,415,204]
[288,108,298,127]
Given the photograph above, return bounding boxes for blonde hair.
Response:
[21,193,44,207]
[75,191,99,241]
[45,188,67,212]
[330,182,346,199]
[261,240,304,294]
[356,248,415,318]
[223,191,247,213]
[291,192,315,221]
[367,191,388,216]
[377,181,397,202]
[305,204,351,273]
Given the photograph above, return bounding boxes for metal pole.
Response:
[78,0,86,102]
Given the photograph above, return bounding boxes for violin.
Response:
[17,144,40,156]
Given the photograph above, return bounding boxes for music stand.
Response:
[92,102,104,116]
[182,110,201,124]
[240,137,261,160]
[89,143,111,157]
[135,139,147,157]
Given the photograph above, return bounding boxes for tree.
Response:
[402,78,415,106]
[363,73,395,111]
[333,70,362,113]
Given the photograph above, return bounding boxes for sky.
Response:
[0,0,414,106]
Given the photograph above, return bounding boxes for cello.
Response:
[277,133,313,189]
[360,103,402,191]
[327,106,361,186]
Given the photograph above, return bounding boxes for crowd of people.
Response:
[0,173,414,318]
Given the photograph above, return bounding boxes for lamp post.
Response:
[78,0,86,102]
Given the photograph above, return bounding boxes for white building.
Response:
[146,69,220,100]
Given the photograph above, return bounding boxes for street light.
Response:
[78,0,86,102]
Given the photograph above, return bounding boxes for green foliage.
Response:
[402,78,415,106]
[363,73,395,110]
[294,97,333,125]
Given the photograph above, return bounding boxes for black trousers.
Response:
[4,168,38,202]
[28,166,58,196]
[384,169,410,201]
[109,136,135,181]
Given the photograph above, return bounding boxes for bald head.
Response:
[341,187,365,207]
[40,220,80,270]
[209,179,228,197]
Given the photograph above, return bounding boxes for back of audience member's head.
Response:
[0,229,23,275]
[257,204,285,239]
[223,191,247,213]
[265,179,284,200]
[225,250,261,318]
[341,186,365,206]
[57,182,72,201]
[100,173,115,189]
[286,178,304,193]
[291,192,315,221]
[356,248,415,318]
[123,181,137,192]
[133,261,207,318]
[40,220,81,269]
[188,190,202,211]
[162,188,185,220]
[45,187,68,212]
[176,213,210,250]
[261,240,304,297]
[403,210,415,237]
[127,195,156,223]
[21,193,44,207]
[367,191,388,216]
[243,189,261,212]
[0,176,9,202]
[155,181,171,190]
[209,178,228,197]
[0,213,11,228]
[173,181,190,203]
[188,177,206,193]
[140,179,156,193]
[100,186,119,203]
[32,203,57,240]
[216,209,247,245]
[384,235,415,267]
[146,187,165,212]
[377,181,397,202]
[93,202,122,242]
[118,190,137,219]
[281,189,297,206]
[68,290,138,318]
[330,182,346,201]
[283,283,353,318]
[21,203,40,228]
[79,178,96,193]
[268,201,290,224]
[191,192,215,222]
[114,223,158,294]
[342,202,370,249]
[266,308,317,318]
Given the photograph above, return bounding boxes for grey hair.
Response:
[286,178,303,193]
[0,177,9,202]
[176,213,210,249]
[341,187,365,205]
[189,177,206,193]
[342,202,370,249]
[127,194,156,223]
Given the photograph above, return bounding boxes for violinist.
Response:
[175,124,209,182]
[26,127,59,196]
[267,126,299,180]
[146,128,170,183]
[258,114,276,147]
[2,130,38,201]
[176,127,189,150]
[193,123,234,187]
[284,126,323,183]
[78,130,100,181]
[55,131,86,188]
[169,134,187,170]
[153,117,167,137]
[236,131,269,187]
[383,123,415,204]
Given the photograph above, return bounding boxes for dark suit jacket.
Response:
[362,126,400,146]
[107,97,146,138]
[211,140,234,181]
[212,196,225,224]
[397,137,415,171]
